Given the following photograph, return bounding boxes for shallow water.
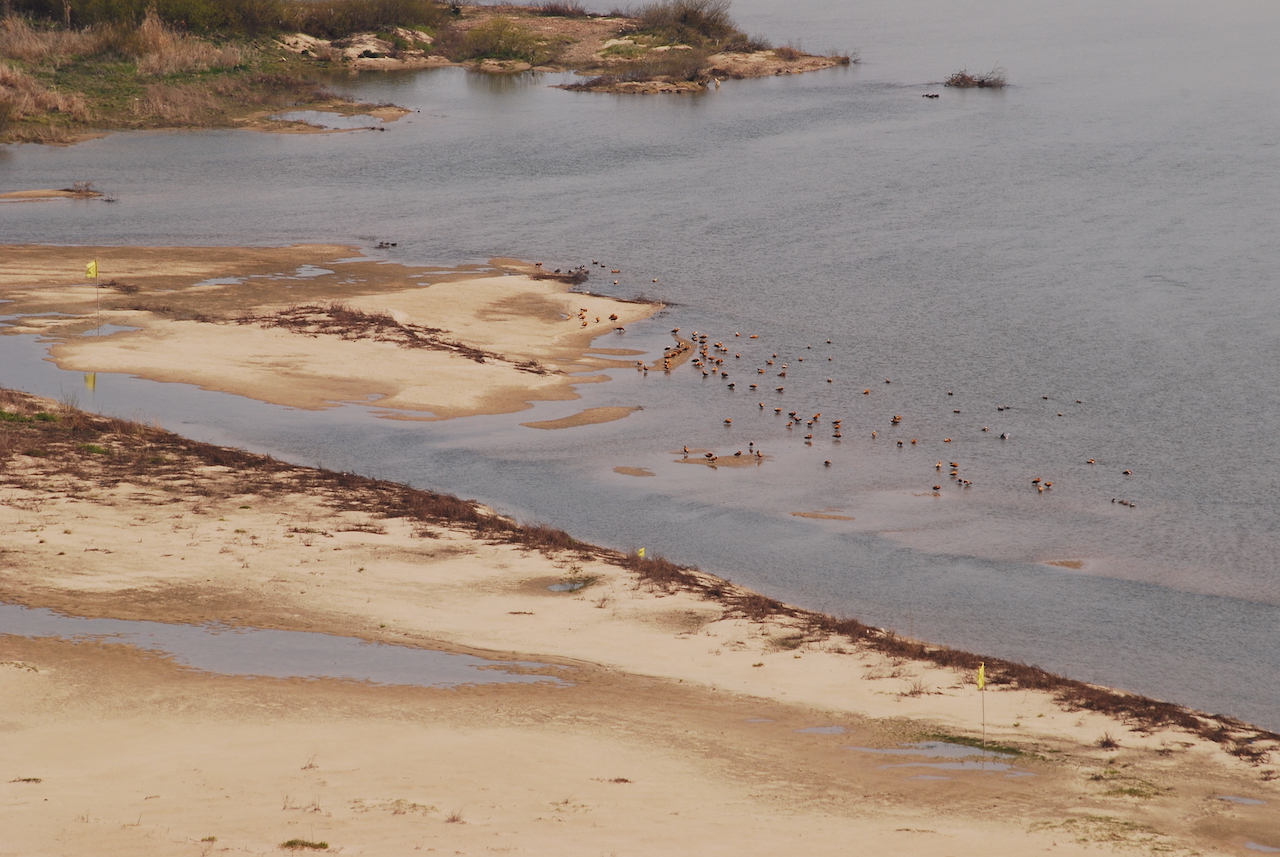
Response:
[846,741,1026,775]
[3,0,1280,728]
[0,603,565,687]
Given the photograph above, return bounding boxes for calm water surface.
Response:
[3,0,1279,727]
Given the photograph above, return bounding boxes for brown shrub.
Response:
[615,552,704,592]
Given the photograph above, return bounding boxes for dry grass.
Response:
[536,1,590,17]
[0,13,242,73]
[132,12,246,75]
[0,15,99,60]
[0,60,91,121]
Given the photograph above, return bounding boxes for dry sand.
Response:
[1,389,1278,856]
[0,188,103,202]
[0,245,658,420]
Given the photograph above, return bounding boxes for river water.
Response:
[3,0,1280,728]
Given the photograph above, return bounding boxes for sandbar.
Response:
[792,510,857,521]
[0,244,659,420]
[522,405,640,430]
[0,188,103,202]
[613,465,655,476]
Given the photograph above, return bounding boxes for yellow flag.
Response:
[637,547,646,558]
[84,373,96,391]
[86,260,98,279]
[977,661,986,690]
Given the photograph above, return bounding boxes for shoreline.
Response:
[1,386,1278,854]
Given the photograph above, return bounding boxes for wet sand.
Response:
[2,387,1277,855]
[522,406,640,429]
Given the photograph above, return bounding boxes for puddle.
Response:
[846,741,1013,759]
[192,277,244,287]
[547,581,591,592]
[1218,795,1267,806]
[82,324,140,336]
[293,265,335,278]
[272,110,383,130]
[744,718,775,723]
[0,311,77,326]
[846,741,1028,776]
[0,603,566,687]
[1246,844,1280,854]
[797,725,846,735]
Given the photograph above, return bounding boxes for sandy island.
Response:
[0,244,658,420]
[1,387,1279,856]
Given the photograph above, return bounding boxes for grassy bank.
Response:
[0,11,398,144]
[0,0,856,142]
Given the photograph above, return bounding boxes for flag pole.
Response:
[978,661,987,771]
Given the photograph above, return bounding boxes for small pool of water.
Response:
[547,581,590,592]
[0,603,566,688]
[1246,843,1280,854]
[846,741,1013,759]
[846,741,1028,775]
[1218,795,1267,806]
[82,324,140,336]
[797,725,847,734]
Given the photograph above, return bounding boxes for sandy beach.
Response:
[1,383,1278,856]
[2,244,1279,855]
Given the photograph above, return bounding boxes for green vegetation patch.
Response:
[279,839,329,851]
[924,731,1032,758]
[440,16,565,65]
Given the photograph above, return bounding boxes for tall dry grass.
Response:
[0,14,98,60]
[0,13,243,74]
[131,11,245,74]
[0,60,90,119]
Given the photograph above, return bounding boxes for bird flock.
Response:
[561,264,1137,507]
[637,322,1136,504]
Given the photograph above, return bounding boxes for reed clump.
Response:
[944,66,1006,88]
